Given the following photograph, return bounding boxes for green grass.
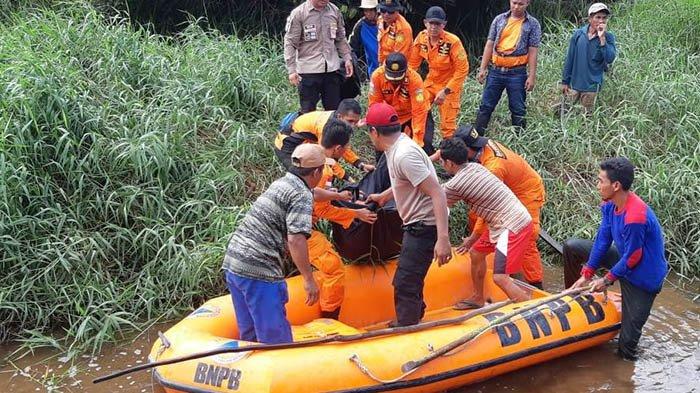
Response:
[0,0,698,358]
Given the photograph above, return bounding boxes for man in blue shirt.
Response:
[349,0,379,81]
[561,3,617,112]
[565,157,668,361]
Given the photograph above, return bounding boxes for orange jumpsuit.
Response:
[369,67,429,146]
[274,111,361,180]
[471,140,546,284]
[377,14,413,65]
[309,165,359,312]
[408,30,469,139]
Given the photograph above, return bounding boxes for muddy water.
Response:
[1,265,698,393]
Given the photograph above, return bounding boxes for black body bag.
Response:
[331,155,403,263]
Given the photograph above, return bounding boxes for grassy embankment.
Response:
[1,0,698,358]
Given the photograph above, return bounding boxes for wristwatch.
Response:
[603,276,614,286]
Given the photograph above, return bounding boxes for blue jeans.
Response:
[225,270,293,344]
[475,67,527,134]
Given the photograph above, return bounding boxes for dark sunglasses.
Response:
[380,9,397,14]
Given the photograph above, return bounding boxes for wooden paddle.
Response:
[93,300,512,384]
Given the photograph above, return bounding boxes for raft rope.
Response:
[349,353,420,384]
[348,286,599,384]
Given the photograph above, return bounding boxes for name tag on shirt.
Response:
[330,22,337,39]
[304,24,317,41]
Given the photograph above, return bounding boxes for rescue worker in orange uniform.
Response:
[434,125,546,288]
[377,0,412,65]
[408,6,469,140]
[310,119,378,319]
[274,99,375,181]
[369,52,434,154]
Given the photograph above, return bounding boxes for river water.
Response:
[1,265,698,393]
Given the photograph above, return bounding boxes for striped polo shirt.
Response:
[443,163,531,242]
[223,172,313,282]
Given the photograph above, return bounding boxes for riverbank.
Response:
[1,0,698,359]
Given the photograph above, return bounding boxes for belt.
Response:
[402,221,436,232]
[489,64,527,72]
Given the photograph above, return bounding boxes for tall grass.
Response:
[0,0,698,357]
[457,0,700,276]
[0,3,296,351]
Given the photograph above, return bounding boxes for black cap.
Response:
[455,124,488,148]
[425,6,447,23]
[384,52,407,81]
[379,0,401,13]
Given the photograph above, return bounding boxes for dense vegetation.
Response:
[0,0,698,356]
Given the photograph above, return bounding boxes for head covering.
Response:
[384,52,407,81]
[360,0,378,9]
[291,144,335,168]
[365,103,400,127]
[425,6,447,23]
[455,124,488,148]
[588,3,610,16]
[378,0,401,13]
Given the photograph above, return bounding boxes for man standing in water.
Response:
[365,102,452,327]
[565,157,668,360]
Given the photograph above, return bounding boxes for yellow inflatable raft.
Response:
[149,252,621,392]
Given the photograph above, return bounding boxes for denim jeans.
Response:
[475,67,527,134]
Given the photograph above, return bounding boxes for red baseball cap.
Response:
[365,102,400,127]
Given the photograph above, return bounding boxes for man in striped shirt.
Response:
[439,138,532,307]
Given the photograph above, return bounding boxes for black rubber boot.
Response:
[320,308,341,320]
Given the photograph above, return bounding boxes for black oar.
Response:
[401,287,588,373]
[93,300,512,384]
[539,228,564,255]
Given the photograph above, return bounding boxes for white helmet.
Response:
[360,0,378,9]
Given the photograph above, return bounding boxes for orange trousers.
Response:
[425,87,461,139]
[469,203,543,284]
[307,230,345,312]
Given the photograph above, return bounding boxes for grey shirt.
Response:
[284,0,352,75]
[385,134,438,226]
[222,173,313,281]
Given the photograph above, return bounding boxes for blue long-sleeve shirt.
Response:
[585,193,668,294]
[561,25,616,92]
[349,18,379,78]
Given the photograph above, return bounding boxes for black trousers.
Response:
[393,222,437,326]
[401,112,436,156]
[298,72,342,113]
[562,238,658,359]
